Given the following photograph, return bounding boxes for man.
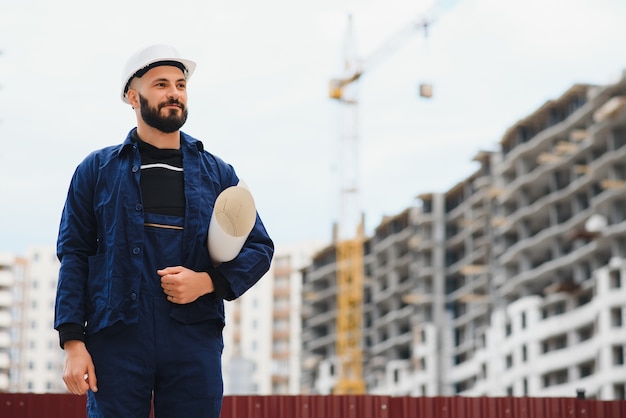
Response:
[54,44,274,418]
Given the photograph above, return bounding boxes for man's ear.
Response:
[127,88,140,109]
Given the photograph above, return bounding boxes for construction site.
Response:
[1,1,626,417]
[253,0,626,401]
[301,69,626,399]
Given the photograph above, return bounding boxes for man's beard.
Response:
[139,93,188,133]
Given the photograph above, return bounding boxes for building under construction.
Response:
[301,72,626,399]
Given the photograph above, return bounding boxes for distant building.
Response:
[223,240,323,395]
[301,72,626,399]
[223,264,273,394]
[2,247,64,393]
[0,252,24,391]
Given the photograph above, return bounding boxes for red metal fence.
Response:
[1,393,625,418]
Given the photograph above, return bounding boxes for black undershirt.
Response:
[134,133,185,217]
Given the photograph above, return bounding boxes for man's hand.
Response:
[158,266,215,304]
[63,340,97,395]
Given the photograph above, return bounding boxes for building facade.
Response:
[13,247,64,393]
[480,76,626,399]
[301,73,626,399]
[223,240,323,395]
[0,252,23,391]
[1,247,64,393]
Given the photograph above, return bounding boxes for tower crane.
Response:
[329,6,440,395]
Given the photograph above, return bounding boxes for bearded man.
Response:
[54,45,274,418]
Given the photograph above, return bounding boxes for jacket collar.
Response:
[117,128,205,156]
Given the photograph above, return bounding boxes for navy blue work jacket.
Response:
[54,129,274,335]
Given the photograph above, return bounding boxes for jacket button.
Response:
[135,204,143,211]
[132,247,140,255]
[132,165,139,173]
[130,293,137,301]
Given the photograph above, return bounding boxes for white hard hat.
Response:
[120,44,196,104]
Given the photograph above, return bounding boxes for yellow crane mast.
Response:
[329,8,436,395]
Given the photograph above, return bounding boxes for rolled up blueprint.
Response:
[207,180,257,264]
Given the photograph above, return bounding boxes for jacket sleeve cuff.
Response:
[210,269,235,301]
[58,323,86,349]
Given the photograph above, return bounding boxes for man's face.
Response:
[132,65,188,133]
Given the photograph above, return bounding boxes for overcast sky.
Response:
[1,0,625,255]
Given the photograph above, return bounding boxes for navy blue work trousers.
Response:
[85,213,224,418]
